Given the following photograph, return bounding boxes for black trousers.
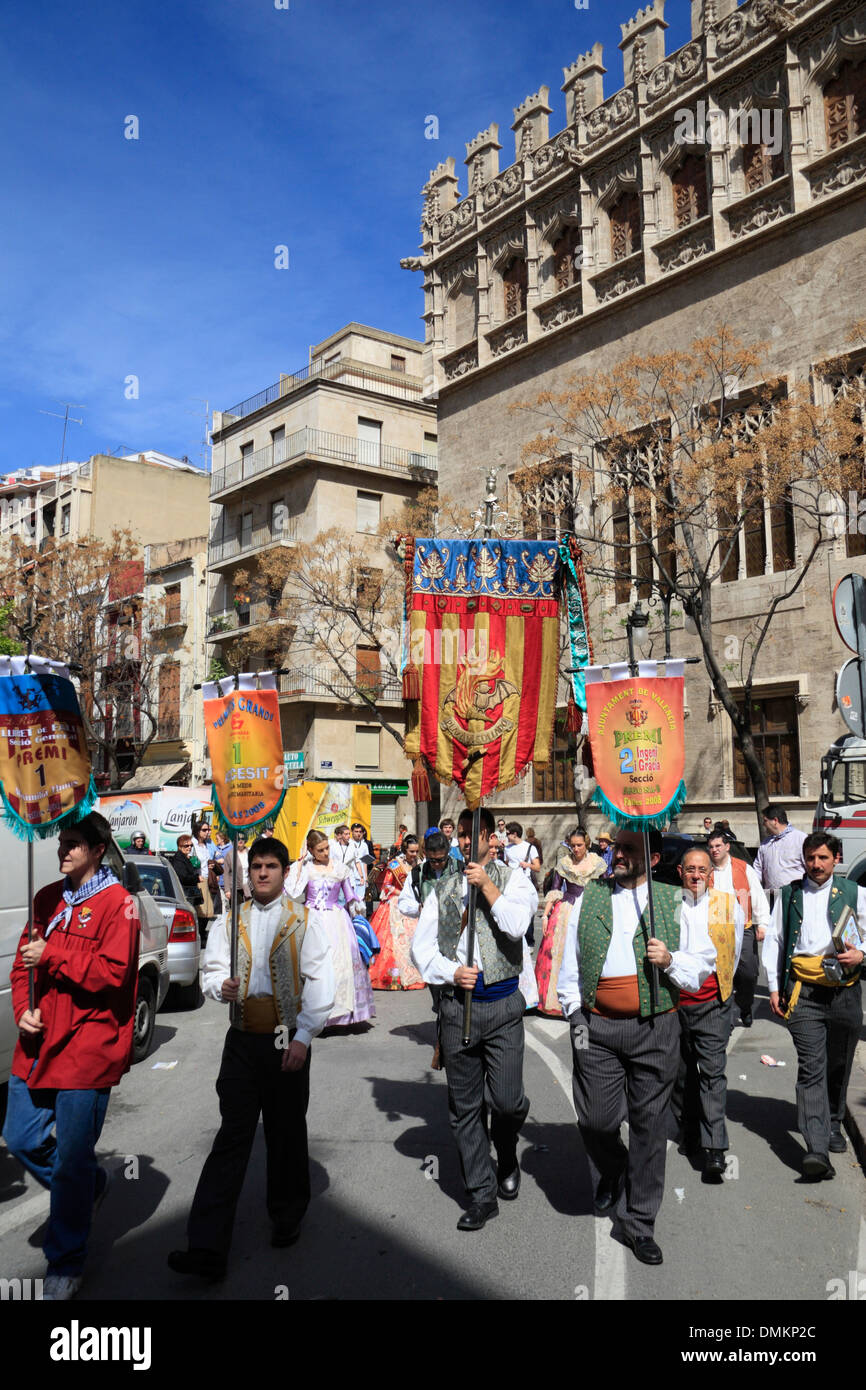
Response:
[733,927,759,1018]
[438,989,529,1205]
[786,979,862,1156]
[187,1027,311,1258]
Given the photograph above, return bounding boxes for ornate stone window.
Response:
[715,398,795,581]
[517,458,577,541]
[829,363,866,558]
[502,256,528,320]
[824,60,866,150]
[671,153,709,229]
[552,226,582,292]
[742,141,785,192]
[610,192,641,262]
[607,432,676,605]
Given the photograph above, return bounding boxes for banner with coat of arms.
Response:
[401,538,562,810]
[584,660,687,830]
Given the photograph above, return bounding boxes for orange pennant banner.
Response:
[586,674,687,829]
[203,684,286,835]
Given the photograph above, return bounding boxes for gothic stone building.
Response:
[403,0,866,848]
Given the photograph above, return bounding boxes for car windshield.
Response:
[135,864,174,898]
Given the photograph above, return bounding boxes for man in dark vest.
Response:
[411,807,536,1231]
[765,830,865,1180]
[557,827,713,1265]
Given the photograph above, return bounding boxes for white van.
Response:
[0,812,170,1109]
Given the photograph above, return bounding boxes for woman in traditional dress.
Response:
[534,828,606,1018]
[368,835,426,990]
[286,829,375,1028]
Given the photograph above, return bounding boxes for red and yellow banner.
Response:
[402,538,561,809]
[203,674,285,835]
[585,664,687,829]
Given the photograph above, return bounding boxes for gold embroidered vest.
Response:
[707,889,737,1002]
[232,896,306,1033]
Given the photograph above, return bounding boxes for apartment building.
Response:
[404,0,866,845]
[208,323,438,844]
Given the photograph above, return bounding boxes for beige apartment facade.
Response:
[140,535,210,787]
[208,323,438,846]
[405,0,866,848]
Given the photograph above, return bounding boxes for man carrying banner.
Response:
[3,813,139,1301]
[557,827,713,1265]
[168,836,335,1279]
[411,807,536,1231]
[672,847,744,1180]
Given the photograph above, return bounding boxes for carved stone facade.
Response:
[402,0,866,846]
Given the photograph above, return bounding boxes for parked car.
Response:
[0,814,170,1114]
[127,852,202,1008]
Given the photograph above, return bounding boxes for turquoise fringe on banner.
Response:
[210,785,287,841]
[559,538,591,713]
[0,774,99,843]
[591,780,688,832]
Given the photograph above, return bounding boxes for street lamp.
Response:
[626,599,649,674]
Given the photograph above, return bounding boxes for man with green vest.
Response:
[765,830,866,1180]
[558,827,714,1266]
[411,807,537,1232]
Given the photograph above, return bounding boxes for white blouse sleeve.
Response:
[285,860,311,902]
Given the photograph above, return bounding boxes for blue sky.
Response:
[0,0,692,473]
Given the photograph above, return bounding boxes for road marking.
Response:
[0,1189,49,1239]
[526,1020,627,1302]
[858,1213,866,1276]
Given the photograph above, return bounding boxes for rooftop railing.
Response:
[210,426,437,497]
[220,356,423,425]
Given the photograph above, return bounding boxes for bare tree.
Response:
[3,530,164,787]
[512,323,866,833]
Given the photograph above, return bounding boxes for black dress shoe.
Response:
[703,1148,726,1179]
[497,1166,520,1201]
[167,1248,226,1280]
[802,1152,835,1180]
[739,1012,753,1028]
[456,1200,499,1231]
[829,1131,848,1154]
[271,1222,302,1248]
[623,1233,663,1265]
[593,1170,624,1213]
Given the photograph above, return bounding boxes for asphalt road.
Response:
[1,976,864,1302]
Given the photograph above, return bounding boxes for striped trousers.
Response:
[572,1008,680,1240]
[438,989,529,1205]
[674,994,734,1150]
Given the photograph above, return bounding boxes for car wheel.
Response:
[173,978,203,1010]
[133,976,157,1063]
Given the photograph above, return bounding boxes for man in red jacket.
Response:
[2,812,139,1301]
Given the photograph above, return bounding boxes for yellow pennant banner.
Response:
[203,673,286,835]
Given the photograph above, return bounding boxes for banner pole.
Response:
[27,839,36,1013]
[642,831,659,1011]
[461,805,481,1045]
[229,833,240,1026]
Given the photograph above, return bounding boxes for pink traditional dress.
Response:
[286,858,375,1027]
[368,856,424,990]
[534,850,606,1017]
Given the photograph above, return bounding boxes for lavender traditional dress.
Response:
[286,859,375,1027]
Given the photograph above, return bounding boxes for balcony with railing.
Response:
[277,666,402,704]
[157,598,189,630]
[218,356,424,428]
[208,515,299,567]
[206,600,289,642]
[152,709,198,743]
[210,427,437,498]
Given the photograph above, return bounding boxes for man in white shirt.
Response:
[503,822,540,879]
[329,823,355,866]
[412,807,537,1232]
[558,827,713,1266]
[753,804,807,897]
[707,829,770,1027]
[672,848,745,1180]
[168,837,335,1280]
[764,830,866,1179]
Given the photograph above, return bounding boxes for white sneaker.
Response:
[42,1275,83,1301]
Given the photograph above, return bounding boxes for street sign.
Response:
[283,750,304,772]
[833,573,866,654]
[837,657,865,736]
[320,760,333,770]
